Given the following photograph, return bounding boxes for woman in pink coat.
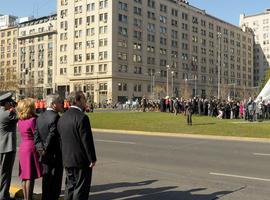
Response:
[17,98,42,200]
[239,101,244,119]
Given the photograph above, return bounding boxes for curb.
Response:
[10,186,23,199]
[10,186,64,200]
[92,128,270,143]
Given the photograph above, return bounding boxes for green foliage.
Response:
[88,112,270,138]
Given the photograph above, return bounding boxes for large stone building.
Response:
[56,0,254,103]
[0,15,17,29]
[240,9,270,87]
[17,15,57,98]
[0,15,18,94]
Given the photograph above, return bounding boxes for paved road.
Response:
[11,131,270,199]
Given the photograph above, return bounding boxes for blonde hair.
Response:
[16,98,36,120]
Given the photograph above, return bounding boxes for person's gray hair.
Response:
[46,94,63,108]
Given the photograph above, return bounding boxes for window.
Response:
[99,0,108,9]
[99,13,108,22]
[99,38,108,46]
[87,3,95,11]
[160,4,167,12]
[119,2,128,11]
[134,7,142,15]
[119,14,127,23]
[119,27,127,36]
[86,65,94,73]
[118,52,127,60]
[98,64,107,72]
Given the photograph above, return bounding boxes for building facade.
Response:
[240,9,270,87]
[18,15,57,98]
[0,19,18,94]
[0,15,17,29]
[56,0,254,103]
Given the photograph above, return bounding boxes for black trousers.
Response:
[64,167,92,200]
[42,162,63,200]
[187,113,192,125]
[0,151,15,200]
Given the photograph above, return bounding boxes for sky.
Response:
[0,0,56,18]
[188,0,270,26]
[0,0,269,26]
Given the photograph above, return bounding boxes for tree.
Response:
[0,68,18,93]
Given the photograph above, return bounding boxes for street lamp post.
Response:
[217,32,222,99]
[195,76,197,97]
[171,71,175,97]
[166,65,170,97]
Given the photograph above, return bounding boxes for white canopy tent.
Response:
[255,79,270,102]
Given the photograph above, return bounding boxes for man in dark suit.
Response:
[34,94,64,200]
[0,92,18,200]
[185,99,193,126]
[57,91,97,200]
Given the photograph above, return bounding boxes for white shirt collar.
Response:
[70,105,83,112]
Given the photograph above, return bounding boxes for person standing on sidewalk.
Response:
[0,92,18,200]
[34,94,64,200]
[17,98,42,200]
[57,91,97,200]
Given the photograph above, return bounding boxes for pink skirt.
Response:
[19,145,42,180]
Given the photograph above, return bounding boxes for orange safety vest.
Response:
[35,100,39,109]
[40,100,45,109]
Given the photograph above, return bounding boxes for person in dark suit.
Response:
[34,94,64,200]
[0,92,18,200]
[57,91,97,200]
[185,99,193,126]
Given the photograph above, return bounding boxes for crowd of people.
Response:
[0,91,96,200]
[116,96,270,122]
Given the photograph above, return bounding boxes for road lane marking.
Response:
[253,153,270,156]
[210,172,270,182]
[96,139,136,145]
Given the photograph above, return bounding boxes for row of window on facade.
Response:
[20,25,54,37]
[60,21,108,35]
[0,38,17,46]
[117,83,143,92]
[119,1,176,15]
[73,83,107,94]
[70,51,108,62]
[59,63,107,75]
[0,52,17,59]
[63,13,109,26]
[59,39,108,52]
[0,60,17,66]
[119,26,251,47]
[20,43,53,53]
[60,0,109,10]
[245,18,269,27]
[19,35,54,44]
[0,30,17,37]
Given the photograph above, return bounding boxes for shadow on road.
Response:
[91,180,158,193]
[88,180,243,200]
[14,180,245,200]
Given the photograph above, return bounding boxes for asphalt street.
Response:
[11,131,270,200]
